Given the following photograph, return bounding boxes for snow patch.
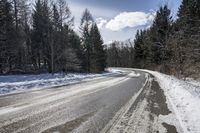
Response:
[185,78,200,87]
[141,69,200,133]
[106,68,125,74]
[0,107,22,115]
[128,71,140,77]
[0,72,113,95]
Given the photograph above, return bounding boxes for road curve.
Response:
[0,69,181,133]
[0,70,147,133]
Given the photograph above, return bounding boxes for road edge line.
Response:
[101,73,150,133]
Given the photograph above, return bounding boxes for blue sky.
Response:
[66,0,182,43]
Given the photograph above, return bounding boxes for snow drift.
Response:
[0,72,113,95]
[145,70,200,133]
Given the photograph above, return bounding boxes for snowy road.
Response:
[0,69,180,133]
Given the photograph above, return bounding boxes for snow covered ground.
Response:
[143,70,200,133]
[128,71,140,77]
[185,78,200,87]
[1,68,200,133]
[0,72,114,95]
[109,68,200,133]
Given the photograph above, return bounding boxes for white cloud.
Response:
[105,12,155,31]
[96,18,108,29]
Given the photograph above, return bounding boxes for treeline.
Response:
[106,41,135,68]
[0,0,106,74]
[107,0,200,78]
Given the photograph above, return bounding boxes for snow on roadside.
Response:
[128,71,140,77]
[143,70,200,133]
[107,68,140,77]
[106,68,125,74]
[0,72,114,95]
[185,78,200,87]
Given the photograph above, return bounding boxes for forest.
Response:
[0,0,106,74]
[1,0,200,79]
[107,0,200,78]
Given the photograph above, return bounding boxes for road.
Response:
[0,69,179,133]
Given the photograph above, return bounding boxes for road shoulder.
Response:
[102,74,181,133]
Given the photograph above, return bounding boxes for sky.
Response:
[66,0,182,43]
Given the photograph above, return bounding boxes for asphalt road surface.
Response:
[0,69,179,133]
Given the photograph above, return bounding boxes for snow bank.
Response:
[185,78,200,87]
[144,70,200,133]
[107,68,140,77]
[0,72,113,95]
[106,68,125,74]
[128,71,140,77]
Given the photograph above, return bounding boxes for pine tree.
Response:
[106,42,121,67]
[31,0,43,70]
[90,23,106,72]
[31,0,52,72]
[80,9,94,72]
[68,29,83,71]
[132,5,172,72]
[55,1,75,73]
[169,0,200,77]
[12,0,31,72]
[63,48,81,72]
[0,0,16,73]
[149,5,172,66]
[0,0,100,74]
[134,30,144,68]
[133,30,150,68]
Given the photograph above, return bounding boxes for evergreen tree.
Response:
[68,29,83,71]
[149,5,172,66]
[0,0,16,73]
[90,23,106,72]
[31,0,43,70]
[15,0,31,72]
[50,4,60,73]
[58,24,81,72]
[55,1,75,73]
[106,42,121,67]
[0,0,104,74]
[169,0,200,77]
[31,0,52,72]
[80,9,94,72]
[106,40,135,68]
[134,30,145,68]
[133,5,172,72]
